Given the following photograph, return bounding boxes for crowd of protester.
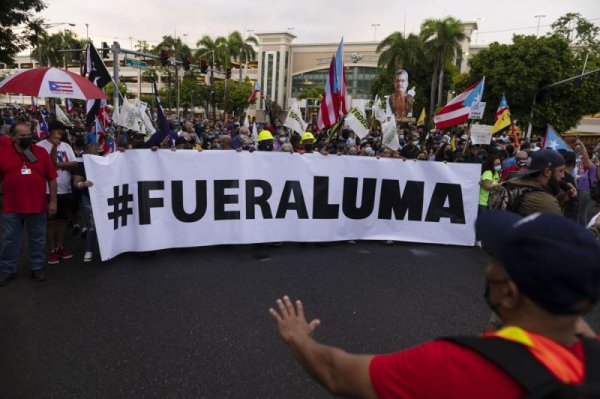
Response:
[1,103,600,270]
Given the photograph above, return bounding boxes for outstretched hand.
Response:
[269,296,321,344]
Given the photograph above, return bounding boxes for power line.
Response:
[477,17,600,35]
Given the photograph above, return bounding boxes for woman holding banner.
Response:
[479,155,502,214]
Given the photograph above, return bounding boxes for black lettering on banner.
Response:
[171,180,207,223]
[425,183,466,224]
[138,181,165,225]
[246,180,273,219]
[313,176,339,219]
[378,180,424,220]
[214,180,241,220]
[342,177,376,219]
[276,181,308,219]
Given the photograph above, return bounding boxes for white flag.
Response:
[283,102,307,136]
[251,121,258,146]
[372,95,387,124]
[117,97,141,132]
[345,103,369,139]
[381,118,400,151]
[243,110,250,128]
[55,104,73,127]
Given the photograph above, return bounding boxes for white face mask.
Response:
[279,137,286,143]
[494,165,502,172]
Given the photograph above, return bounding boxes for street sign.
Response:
[125,58,147,70]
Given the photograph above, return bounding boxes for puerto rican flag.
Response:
[103,135,116,154]
[494,94,508,122]
[97,101,111,128]
[48,81,74,93]
[334,37,349,116]
[434,77,485,129]
[65,98,75,114]
[35,112,49,139]
[248,81,262,102]
[317,56,339,129]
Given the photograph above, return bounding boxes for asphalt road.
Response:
[1,236,599,398]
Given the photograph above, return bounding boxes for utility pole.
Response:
[112,41,120,112]
[534,15,546,37]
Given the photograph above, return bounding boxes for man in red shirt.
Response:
[269,212,600,398]
[0,121,57,286]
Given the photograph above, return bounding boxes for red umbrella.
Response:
[0,67,108,100]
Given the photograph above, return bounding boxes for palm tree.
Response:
[151,35,191,110]
[420,17,465,114]
[227,31,258,86]
[31,30,84,67]
[376,32,422,73]
[195,35,227,118]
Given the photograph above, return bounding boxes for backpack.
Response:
[442,336,600,399]
[487,182,542,212]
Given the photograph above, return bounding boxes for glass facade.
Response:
[291,66,380,99]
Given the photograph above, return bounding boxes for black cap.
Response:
[527,149,565,174]
[476,211,600,315]
[48,121,67,131]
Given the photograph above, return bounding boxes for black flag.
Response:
[83,42,112,126]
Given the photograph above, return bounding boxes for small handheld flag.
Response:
[541,125,573,152]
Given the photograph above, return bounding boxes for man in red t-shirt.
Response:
[269,212,600,398]
[0,121,57,286]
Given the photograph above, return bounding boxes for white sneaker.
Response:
[83,251,93,262]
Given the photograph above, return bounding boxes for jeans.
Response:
[80,196,97,253]
[0,212,47,273]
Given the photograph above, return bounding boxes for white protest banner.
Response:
[84,151,480,260]
[283,102,307,135]
[470,124,493,145]
[345,103,369,139]
[468,101,486,120]
[381,118,400,151]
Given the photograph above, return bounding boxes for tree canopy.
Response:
[0,0,46,64]
[467,33,600,133]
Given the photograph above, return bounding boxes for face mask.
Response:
[261,143,273,151]
[279,137,286,143]
[398,135,404,140]
[18,137,32,149]
[97,151,105,156]
[216,143,222,150]
[364,147,373,155]
[303,144,314,152]
[517,160,528,167]
[445,150,453,157]
[412,140,419,145]
[349,151,357,156]
[494,165,502,172]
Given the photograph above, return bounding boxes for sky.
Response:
[39,0,599,48]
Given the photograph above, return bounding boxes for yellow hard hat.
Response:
[257,130,273,142]
[301,132,315,143]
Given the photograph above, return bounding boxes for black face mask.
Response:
[444,150,453,158]
[97,151,105,156]
[260,143,273,152]
[18,137,32,149]
[303,144,314,152]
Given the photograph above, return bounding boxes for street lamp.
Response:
[371,23,380,41]
[183,33,188,45]
[85,23,89,39]
[534,15,546,37]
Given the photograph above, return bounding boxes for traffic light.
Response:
[226,67,232,79]
[200,60,208,74]
[160,49,170,66]
[183,55,192,71]
[101,42,109,59]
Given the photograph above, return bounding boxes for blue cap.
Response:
[476,211,600,315]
